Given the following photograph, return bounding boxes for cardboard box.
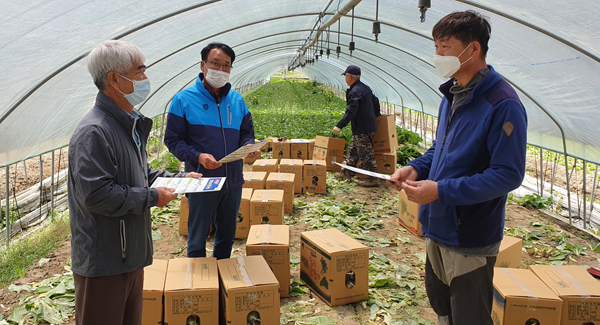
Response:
[246,225,291,298]
[289,139,310,160]
[312,135,346,171]
[244,155,259,164]
[492,268,563,325]
[217,256,280,325]
[236,188,253,239]
[495,236,522,268]
[300,228,369,306]
[243,171,268,191]
[258,139,269,152]
[375,152,397,175]
[164,257,219,325]
[530,265,600,325]
[373,115,398,153]
[250,189,285,226]
[398,190,423,236]
[179,196,189,236]
[252,159,279,173]
[308,139,315,159]
[280,159,304,194]
[303,160,327,194]
[143,259,168,325]
[266,173,295,214]
[272,141,290,160]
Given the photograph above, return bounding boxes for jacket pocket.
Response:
[120,219,126,259]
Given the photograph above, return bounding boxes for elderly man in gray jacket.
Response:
[68,40,200,325]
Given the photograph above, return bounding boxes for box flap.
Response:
[493,268,561,301]
[251,189,284,202]
[241,188,253,200]
[303,160,326,166]
[499,235,521,251]
[314,135,329,147]
[218,255,279,290]
[530,265,600,297]
[266,172,295,183]
[280,159,303,166]
[164,257,218,291]
[289,139,310,143]
[302,228,367,254]
[243,171,268,181]
[143,259,168,292]
[253,159,277,167]
[247,225,290,246]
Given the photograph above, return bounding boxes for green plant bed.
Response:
[0,213,70,288]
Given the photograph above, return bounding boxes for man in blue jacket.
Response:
[165,42,259,259]
[389,11,527,325]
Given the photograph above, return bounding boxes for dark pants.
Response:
[74,269,144,325]
[346,133,377,175]
[187,185,242,259]
[425,238,496,325]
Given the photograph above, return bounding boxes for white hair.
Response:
[347,73,360,80]
[87,40,145,90]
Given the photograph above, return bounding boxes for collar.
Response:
[439,65,501,102]
[95,92,137,129]
[347,79,362,91]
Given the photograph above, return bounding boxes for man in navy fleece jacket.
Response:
[389,11,527,325]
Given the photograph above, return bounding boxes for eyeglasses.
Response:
[204,60,232,71]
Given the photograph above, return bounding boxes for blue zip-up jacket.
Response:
[407,66,527,248]
[165,74,255,188]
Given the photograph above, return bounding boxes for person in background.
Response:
[164,42,260,259]
[68,40,201,325]
[389,11,527,325]
[332,65,381,187]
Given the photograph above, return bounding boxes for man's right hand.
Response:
[155,187,177,207]
[198,153,222,170]
[388,166,419,191]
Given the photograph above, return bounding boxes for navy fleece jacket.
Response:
[407,65,527,248]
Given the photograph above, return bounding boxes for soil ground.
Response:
[2,161,600,324]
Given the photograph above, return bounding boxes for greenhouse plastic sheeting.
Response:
[1,0,599,167]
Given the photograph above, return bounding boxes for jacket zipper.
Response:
[131,117,144,170]
[120,219,126,259]
[217,101,229,188]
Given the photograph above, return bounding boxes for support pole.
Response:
[583,160,587,228]
[51,151,55,219]
[5,165,9,247]
[590,165,598,220]
[566,154,572,224]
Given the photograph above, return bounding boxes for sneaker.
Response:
[359,178,379,187]
[334,170,352,179]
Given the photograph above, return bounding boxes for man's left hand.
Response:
[332,126,341,136]
[185,172,203,179]
[402,180,439,204]
[245,143,261,159]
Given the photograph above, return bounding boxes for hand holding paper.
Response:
[218,142,266,163]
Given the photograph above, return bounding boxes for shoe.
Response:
[359,178,379,187]
[334,170,352,179]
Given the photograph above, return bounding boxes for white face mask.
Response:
[432,42,473,78]
[117,74,151,106]
[204,68,230,88]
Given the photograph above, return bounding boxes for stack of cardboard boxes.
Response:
[373,115,398,175]
[143,256,280,325]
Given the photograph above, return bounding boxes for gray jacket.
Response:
[68,92,183,277]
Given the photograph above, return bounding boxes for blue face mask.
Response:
[117,73,151,106]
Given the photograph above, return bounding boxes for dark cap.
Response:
[341,65,361,76]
